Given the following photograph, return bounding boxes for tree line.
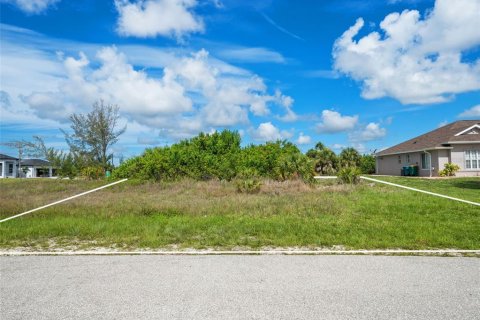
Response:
[3,100,375,181]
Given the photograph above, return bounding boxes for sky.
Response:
[1,0,479,160]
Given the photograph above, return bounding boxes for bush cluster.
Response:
[439,163,460,177]
[113,130,315,183]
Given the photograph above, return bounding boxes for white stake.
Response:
[361,176,480,207]
[0,179,128,223]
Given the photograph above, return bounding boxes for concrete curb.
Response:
[1,249,479,256]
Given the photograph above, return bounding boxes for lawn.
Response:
[369,176,480,203]
[0,178,479,250]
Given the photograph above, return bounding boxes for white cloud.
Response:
[350,122,387,142]
[333,0,480,104]
[217,47,286,64]
[316,110,358,133]
[3,0,59,14]
[458,105,480,118]
[0,24,296,145]
[296,132,311,145]
[115,0,204,40]
[250,122,291,142]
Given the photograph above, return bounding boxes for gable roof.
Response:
[376,120,480,156]
[0,153,18,160]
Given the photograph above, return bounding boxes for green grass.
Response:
[369,176,480,203]
[0,178,479,250]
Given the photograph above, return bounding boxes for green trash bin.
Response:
[411,166,418,176]
[403,166,410,176]
[106,170,111,178]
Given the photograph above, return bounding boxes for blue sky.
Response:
[1,0,479,160]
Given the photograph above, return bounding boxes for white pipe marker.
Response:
[360,176,480,207]
[0,179,128,223]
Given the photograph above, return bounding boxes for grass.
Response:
[369,176,480,203]
[0,177,479,250]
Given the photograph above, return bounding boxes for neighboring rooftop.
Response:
[21,159,51,166]
[376,120,480,156]
[0,153,18,160]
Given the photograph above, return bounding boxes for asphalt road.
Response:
[1,255,479,320]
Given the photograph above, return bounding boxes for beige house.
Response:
[376,120,480,177]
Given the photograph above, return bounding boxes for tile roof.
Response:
[376,120,480,156]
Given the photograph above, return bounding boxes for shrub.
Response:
[360,154,376,174]
[235,178,262,194]
[113,131,314,183]
[81,166,104,180]
[337,166,362,184]
[439,163,460,177]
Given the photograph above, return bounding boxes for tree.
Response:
[360,154,376,174]
[339,147,361,168]
[1,139,40,177]
[63,100,126,170]
[306,142,338,175]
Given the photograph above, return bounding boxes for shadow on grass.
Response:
[451,180,480,190]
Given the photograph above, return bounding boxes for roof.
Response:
[376,120,480,156]
[0,153,18,160]
[21,159,51,166]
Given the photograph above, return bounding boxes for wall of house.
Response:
[376,152,424,176]
[21,166,35,178]
[0,160,17,178]
[450,144,480,177]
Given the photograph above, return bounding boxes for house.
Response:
[376,120,480,177]
[0,154,55,178]
[0,154,18,178]
[19,159,55,178]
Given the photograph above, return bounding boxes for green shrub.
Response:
[360,154,376,174]
[113,131,314,183]
[235,178,262,194]
[81,166,104,180]
[439,163,460,177]
[337,166,362,184]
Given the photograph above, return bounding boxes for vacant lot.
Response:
[0,178,479,250]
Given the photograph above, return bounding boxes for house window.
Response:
[0,163,2,176]
[398,155,401,164]
[465,150,479,169]
[406,154,410,163]
[8,163,14,175]
[421,153,431,170]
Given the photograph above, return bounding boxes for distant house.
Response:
[376,120,480,177]
[0,154,18,178]
[0,154,54,178]
[19,159,55,178]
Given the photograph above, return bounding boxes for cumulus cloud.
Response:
[16,45,293,139]
[458,105,480,118]
[316,110,358,133]
[333,0,480,104]
[249,122,292,142]
[296,132,311,145]
[349,122,387,142]
[115,0,204,40]
[3,0,59,14]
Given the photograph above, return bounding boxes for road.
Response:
[1,255,479,319]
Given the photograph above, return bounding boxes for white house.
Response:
[19,159,54,178]
[0,153,18,178]
[0,154,54,178]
